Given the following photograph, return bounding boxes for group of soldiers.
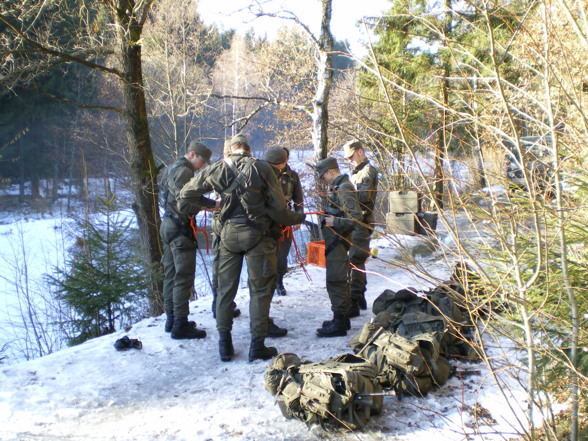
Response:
[159,134,378,363]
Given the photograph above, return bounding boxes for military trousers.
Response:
[216,222,277,337]
[348,224,372,301]
[323,227,351,315]
[160,217,196,319]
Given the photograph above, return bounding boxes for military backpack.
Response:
[265,353,383,431]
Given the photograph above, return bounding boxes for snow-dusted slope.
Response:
[0,232,528,441]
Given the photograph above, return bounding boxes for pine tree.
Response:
[48,184,151,345]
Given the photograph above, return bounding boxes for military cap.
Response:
[230,134,249,147]
[188,141,212,164]
[342,140,363,159]
[264,146,288,164]
[314,156,339,178]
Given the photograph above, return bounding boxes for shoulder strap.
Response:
[218,157,256,223]
[222,156,255,196]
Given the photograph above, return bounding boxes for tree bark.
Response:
[433,0,453,210]
[113,0,163,315]
[311,0,333,163]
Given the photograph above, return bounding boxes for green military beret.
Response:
[264,146,288,164]
[188,141,212,164]
[314,156,339,178]
[342,140,363,159]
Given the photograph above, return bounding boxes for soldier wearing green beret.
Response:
[342,141,379,315]
[160,140,215,339]
[314,156,362,337]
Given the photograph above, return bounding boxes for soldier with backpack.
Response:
[160,141,215,340]
[314,157,362,338]
[178,135,305,362]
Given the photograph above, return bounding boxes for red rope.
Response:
[190,212,209,254]
[291,227,312,282]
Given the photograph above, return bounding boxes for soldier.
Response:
[210,140,240,320]
[263,147,304,296]
[314,157,362,337]
[342,141,379,315]
[179,135,305,362]
[160,141,215,340]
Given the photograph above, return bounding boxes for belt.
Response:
[225,217,249,224]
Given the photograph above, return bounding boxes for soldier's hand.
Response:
[325,215,335,227]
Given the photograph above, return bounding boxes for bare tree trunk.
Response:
[113,0,163,315]
[540,4,579,439]
[433,0,453,210]
[311,0,333,163]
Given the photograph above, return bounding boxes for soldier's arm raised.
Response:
[177,169,216,216]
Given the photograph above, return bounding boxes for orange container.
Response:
[306,240,326,267]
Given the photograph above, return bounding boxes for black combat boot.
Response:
[348,299,361,318]
[359,294,368,310]
[267,318,288,338]
[165,313,175,332]
[165,313,195,333]
[322,314,351,330]
[275,276,287,296]
[171,317,206,340]
[316,313,348,337]
[248,336,278,362]
[218,331,234,362]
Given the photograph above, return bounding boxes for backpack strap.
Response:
[217,157,255,224]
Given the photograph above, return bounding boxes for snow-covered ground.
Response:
[0,163,533,440]
[0,220,530,441]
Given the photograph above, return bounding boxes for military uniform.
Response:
[276,164,304,285]
[160,156,214,332]
[322,173,363,317]
[349,158,379,309]
[179,148,305,360]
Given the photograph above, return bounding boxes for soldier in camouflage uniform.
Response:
[160,141,215,340]
[210,140,240,320]
[179,135,305,362]
[314,157,362,337]
[263,147,304,296]
[343,141,379,315]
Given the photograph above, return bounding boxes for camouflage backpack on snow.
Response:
[371,282,478,360]
[349,312,453,397]
[265,353,383,431]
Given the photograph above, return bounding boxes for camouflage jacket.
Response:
[350,159,379,224]
[325,174,362,234]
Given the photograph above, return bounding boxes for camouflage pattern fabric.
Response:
[265,353,383,431]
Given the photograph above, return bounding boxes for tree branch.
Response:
[231,102,269,132]
[20,85,124,114]
[210,92,312,116]
[138,0,157,27]
[0,14,122,78]
[247,1,320,47]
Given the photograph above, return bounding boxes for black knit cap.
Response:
[264,146,288,164]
